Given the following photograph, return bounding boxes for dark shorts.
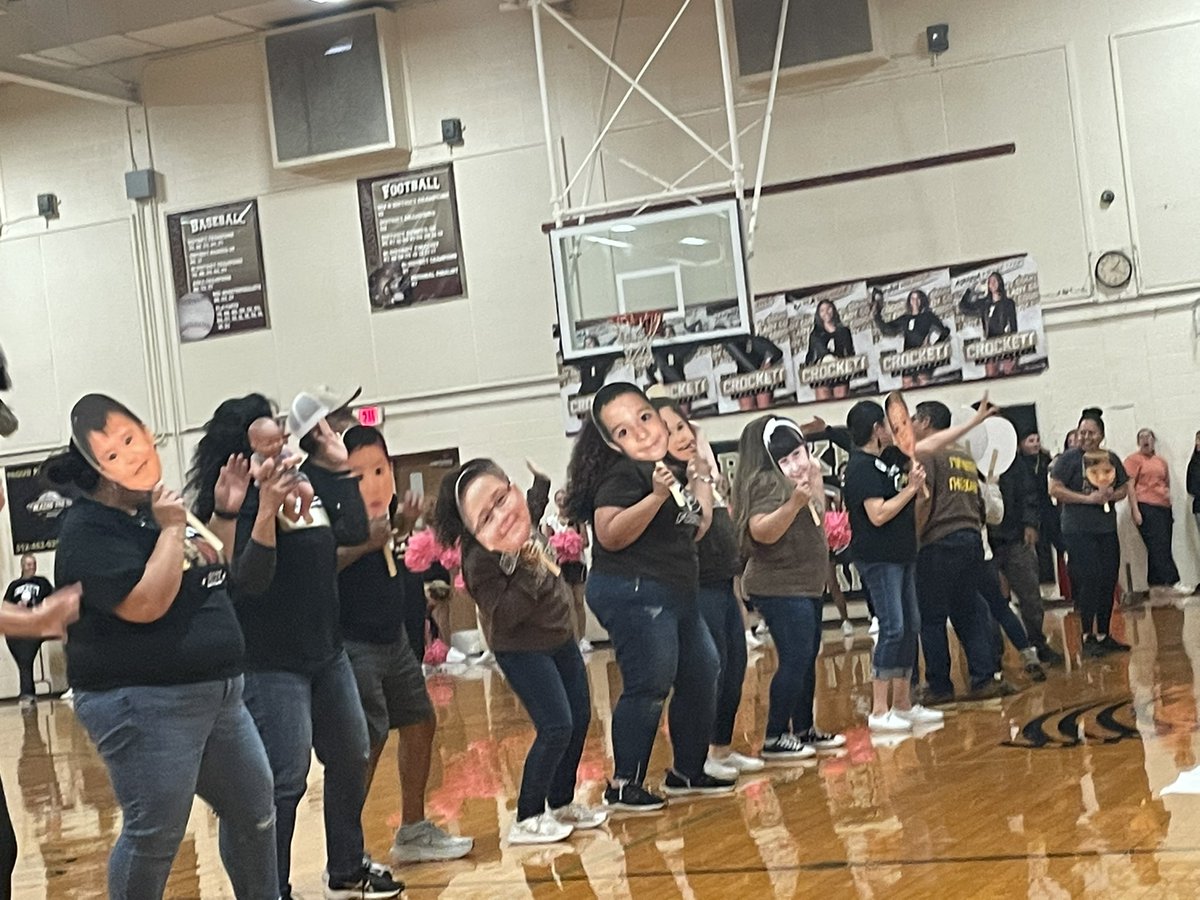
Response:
[345,634,434,746]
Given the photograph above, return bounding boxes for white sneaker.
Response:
[745,629,764,650]
[711,751,765,773]
[390,819,474,863]
[868,616,880,636]
[704,757,740,780]
[868,711,913,733]
[550,803,608,830]
[894,704,944,725]
[841,619,855,637]
[507,812,573,845]
[578,638,594,654]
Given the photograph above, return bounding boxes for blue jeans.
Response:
[857,561,920,680]
[753,596,822,739]
[587,572,717,783]
[73,677,277,900]
[243,652,370,892]
[915,530,1002,694]
[495,640,591,820]
[697,580,748,747]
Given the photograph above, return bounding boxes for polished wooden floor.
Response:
[8,596,1200,898]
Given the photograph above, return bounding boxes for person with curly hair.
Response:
[565,383,730,813]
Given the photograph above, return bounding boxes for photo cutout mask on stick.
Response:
[346,425,398,577]
[70,394,162,492]
[592,381,686,507]
[885,390,929,497]
[1083,449,1116,512]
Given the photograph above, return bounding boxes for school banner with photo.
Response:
[166,199,270,342]
[357,164,466,310]
[4,463,72,554]
[556,254,1048,435]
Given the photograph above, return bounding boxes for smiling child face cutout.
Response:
[71,394,162,493]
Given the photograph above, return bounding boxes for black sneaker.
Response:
[661,769,736,797]
[1038,646,1065,666]
[797,729,847,751]
[603,780,667,812]
[923,691,957,706]
[324,863,404,900]
[761,732,817,761]
[1099,635,1131,653]
[1083,636,1108,658]
[966,679,1020,701]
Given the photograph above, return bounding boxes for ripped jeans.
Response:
[73,676,278,900]
[586,572,718,784]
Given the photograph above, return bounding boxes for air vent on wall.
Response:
[263,9,410,168]
[730,0,885,81]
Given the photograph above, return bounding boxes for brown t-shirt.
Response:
[741,474,828,598]
[461,540,575,653]
[917,444,985,547]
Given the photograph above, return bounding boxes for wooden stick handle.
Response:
[383,541,397,578]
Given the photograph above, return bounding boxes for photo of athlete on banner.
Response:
[868,268,961,392]
[953,255,1049,381]
[787,281,877,403]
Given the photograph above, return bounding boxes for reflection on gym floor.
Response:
[7,596,1200,898]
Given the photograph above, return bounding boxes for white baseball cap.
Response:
[286,385,362,439]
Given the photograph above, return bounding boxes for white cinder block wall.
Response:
[0,1,1198,671]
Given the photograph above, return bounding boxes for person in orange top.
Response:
[1125,429,1189,593]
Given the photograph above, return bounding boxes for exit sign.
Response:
[355,405,384,427]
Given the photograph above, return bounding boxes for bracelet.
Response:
[213,509,239,521]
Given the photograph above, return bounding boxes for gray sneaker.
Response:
[390,819,474,863]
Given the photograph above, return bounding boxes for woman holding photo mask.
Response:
[734,416,846,759]
[433,458,607,845]
[50,394,280,900]
[652,397,762,777]
[565,383,731,813]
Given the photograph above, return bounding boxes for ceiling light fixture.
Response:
[584,235,633,249]
[679,236,709,246]
[325,36,354,55]
[609,223,636,233]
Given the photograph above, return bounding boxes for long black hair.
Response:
[185,393,275,520]
[564,421,621,524]
[987,271,1009,301]
[812,299,844,333]
[732,416,799,557]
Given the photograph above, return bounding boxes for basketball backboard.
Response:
[551,199,752,360]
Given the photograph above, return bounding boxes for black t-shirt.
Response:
[1050,447,1128,535]
[338,549,407,645]
[4,576,53,609]
[591,457,700,593]
[698,506,740,585]
[233,463,356,675]
[55,496,244,691]
[844,449,918,564]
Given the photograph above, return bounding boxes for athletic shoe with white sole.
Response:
[507,812,573,845]
[603,781,667,813]
[661,769,737,797]
[390,819,474,863]
[868,711,913,733]
[324,863,404,899]
[761,733,817,761]
[894,704,944,725]
[797,729,847,751]
[710,751,765,773]
[550,803,609,829]
[703,757,739,780]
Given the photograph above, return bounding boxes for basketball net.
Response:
[613,312,662,373]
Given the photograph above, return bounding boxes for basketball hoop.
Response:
[612,312,662,373]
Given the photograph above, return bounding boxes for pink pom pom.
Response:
[549,529,584,562]
[438,542,462,572]
[824,509,852,553]
[453,570,466,591]
[405,530,440,573]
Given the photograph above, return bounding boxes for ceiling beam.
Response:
[0,61,139,105]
